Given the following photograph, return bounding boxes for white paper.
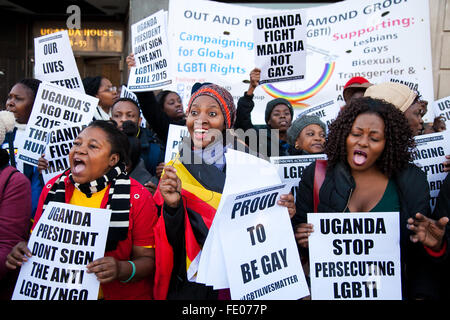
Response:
[253,10,307,84]
[128,10,173,91]
[295,100,341,133]
[34,30,84,93]
[42,124,87,183]
[17,81,97,166]
[219,183,309,300]
[12,202,111,300]
[196,149,283,289]
[412,131,450,211]
[164,124,189,163]
[308,212,402,300]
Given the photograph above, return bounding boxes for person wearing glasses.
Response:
[82,76,119,121]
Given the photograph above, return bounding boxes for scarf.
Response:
[43,163,131,251]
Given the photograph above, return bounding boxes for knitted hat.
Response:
[364,82,417,113]
[187,83,236,129]
[265,98,294,124]
[287,114,326,146]
[82,76,103,97]
[0,111,16,144]
[343,76,372,103]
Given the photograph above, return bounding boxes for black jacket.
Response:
[235,92,290,159]
[430,173,450,298]
[293,161,440,299]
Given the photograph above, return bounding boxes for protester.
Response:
[126,53,186,145]
[122,120,159,194]
[286,115,326,155]
[111,97,165,179]
[3,78,43,218]
[364,82,427,136]
[82,76,119,121]
[234,68,293,159]
[423,116,446,133]
[152,83,296,300]
[0,111,31,300]
[411,173,449,298]
[6,120,158,300]
[342,76,372,104]
[293,97,439,299]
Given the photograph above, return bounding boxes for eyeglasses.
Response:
[100,86,117,93]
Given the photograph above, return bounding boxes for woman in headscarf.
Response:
[153,83,296,300]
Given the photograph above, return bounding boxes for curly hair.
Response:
[325,97,415,178]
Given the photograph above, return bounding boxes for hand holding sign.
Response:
[294,223,314,248]
[407,212,449,251]
[6,242,32,270]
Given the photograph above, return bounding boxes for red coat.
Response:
[33,174,158,300]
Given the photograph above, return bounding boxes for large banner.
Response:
[12,202,111,300]
[308,212,402,300]
[167,0,433,123]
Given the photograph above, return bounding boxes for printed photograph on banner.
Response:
[128,9,173,91]
[17,81,97,166]
[253,9,307,84]
[218,183,309,300]
[164,124,189,163]
[308,212,402,300]
[12,202,111,300]
[42,124,87,183]
[34,30,84,93]
[412,131,450,211]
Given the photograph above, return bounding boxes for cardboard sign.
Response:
[12,202,111,300]
[34,30,84,93]
[128,10,173,91]
[219,183,309,300]
[253,10,307,84]
[308,212,402,300]
[17,82,97,166]
[412,131,450,210]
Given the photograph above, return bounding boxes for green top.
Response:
[370,179,400,212]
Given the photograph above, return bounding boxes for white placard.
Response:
[17,82,97,166]
[42,124,87,183]
[219,183,309,300]
[295,99,341,133]
[253,10,307,84]
[412,131,450,211]
[12,202,111,300]
[128,10,173,91]
[431,96,450,127]
[34,30,84,93]
[308,212,402,300]
[270,154,327,192]
[164,124,189,163]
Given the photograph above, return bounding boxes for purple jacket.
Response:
[0,165,31,298]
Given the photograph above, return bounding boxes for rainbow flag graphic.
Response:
[262,62,335,109]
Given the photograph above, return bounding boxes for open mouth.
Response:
[353,150,367,166]
[72,158,86,174]
[194,128,208,140]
